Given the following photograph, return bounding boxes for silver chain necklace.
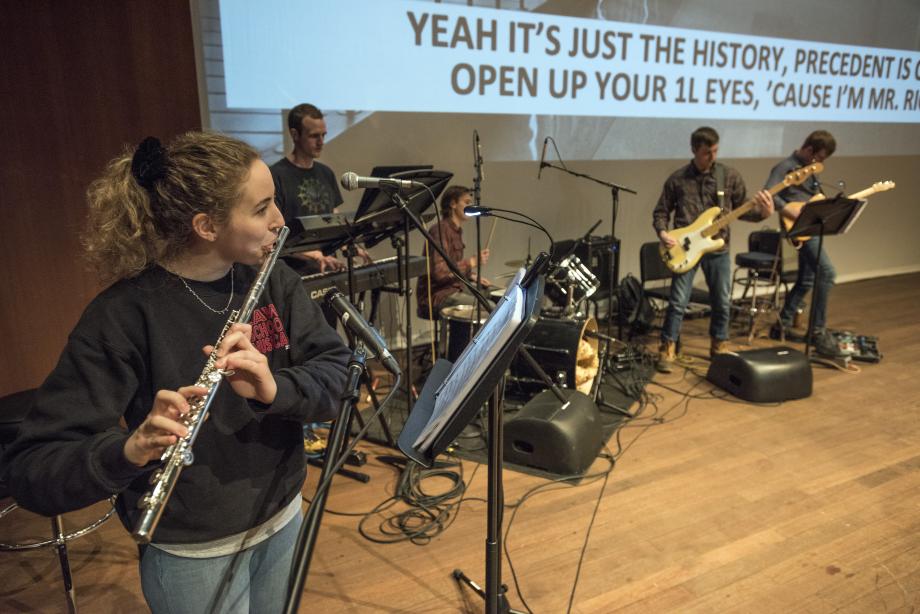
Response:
[173,266,235,314]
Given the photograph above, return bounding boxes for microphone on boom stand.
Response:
[537,137,548,180]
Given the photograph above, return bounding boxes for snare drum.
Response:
[545,255,600,307]
[509,317,600,396]
[440,304,487,363]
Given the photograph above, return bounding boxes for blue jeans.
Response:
[780,236,836,331]
[661,250,731,343]
[139,511,302,614]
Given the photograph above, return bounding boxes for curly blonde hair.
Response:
[83,131,260,283]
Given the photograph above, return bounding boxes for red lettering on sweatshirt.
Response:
[252,303,289,352]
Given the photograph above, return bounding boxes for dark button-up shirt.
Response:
[416,218,472,318]
[765,151,823,210]
[652,161,753,248]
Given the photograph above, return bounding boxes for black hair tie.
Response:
[131,136,169,191]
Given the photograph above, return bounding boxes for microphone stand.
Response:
[473,130,485,335]
[284,341,367,614]
[540,160,637,340]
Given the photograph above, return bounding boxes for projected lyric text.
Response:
[405,9,920,122]
[219,0,920,124]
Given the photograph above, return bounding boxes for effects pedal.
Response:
[830,330,882,363]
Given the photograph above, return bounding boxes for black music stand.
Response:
[354,164,433,218]
[786,195,866,357]
[399,272,543,614]
[353,169,452,239]
[350,169,452,414]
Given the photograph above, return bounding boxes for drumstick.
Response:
[485,217,498,251]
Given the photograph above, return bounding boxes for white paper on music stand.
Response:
[497,269,525,301]
[413,279,526,452]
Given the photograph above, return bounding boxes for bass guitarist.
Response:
[764,130,837,353]
[653,126,773,373]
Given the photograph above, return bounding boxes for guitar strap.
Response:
[714,162,726,211]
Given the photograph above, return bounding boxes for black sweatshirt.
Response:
[5,262,350,544]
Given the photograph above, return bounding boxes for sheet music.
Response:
[498,269,525,301]
[413,277,526,452]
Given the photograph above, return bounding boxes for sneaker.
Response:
[656,340,677,373]
[303,425,327,457]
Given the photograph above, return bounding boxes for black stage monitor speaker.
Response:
[706,346,812,403]
[503,389,603,475]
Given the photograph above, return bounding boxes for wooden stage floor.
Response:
[2,273,918,613]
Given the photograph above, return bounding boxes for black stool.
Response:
[0,388,116,613]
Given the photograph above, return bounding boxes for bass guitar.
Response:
[659,163,822,274]
[781,180,896,248]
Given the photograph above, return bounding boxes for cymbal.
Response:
[504,259,526,268]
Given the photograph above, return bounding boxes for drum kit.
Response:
[439,254,603,400]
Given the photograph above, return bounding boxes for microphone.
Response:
[537,137,548,180]
[324,289,401,375]
[464,205,492,217]
[584,329,616,343]
[340,171,421,192]
[474,129,484,181]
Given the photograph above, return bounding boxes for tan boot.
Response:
[657,340,677,373]
[710,337,729,358]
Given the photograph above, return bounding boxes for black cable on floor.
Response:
[355,454,484,546]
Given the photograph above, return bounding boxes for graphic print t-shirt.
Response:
[270,157,344,224]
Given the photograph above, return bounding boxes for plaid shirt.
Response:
[416,218,472,318]
[652,161,753,248]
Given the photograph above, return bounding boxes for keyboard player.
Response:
[270,103,347,275]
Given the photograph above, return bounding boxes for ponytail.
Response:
[82,132,259,284]
[83,151,160,284]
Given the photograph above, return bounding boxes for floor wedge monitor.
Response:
[707,346,812,403]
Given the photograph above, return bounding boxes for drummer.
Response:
[416,185,492,320]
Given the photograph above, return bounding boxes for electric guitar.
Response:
[659,163,822,274]
[781,180,896,248]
